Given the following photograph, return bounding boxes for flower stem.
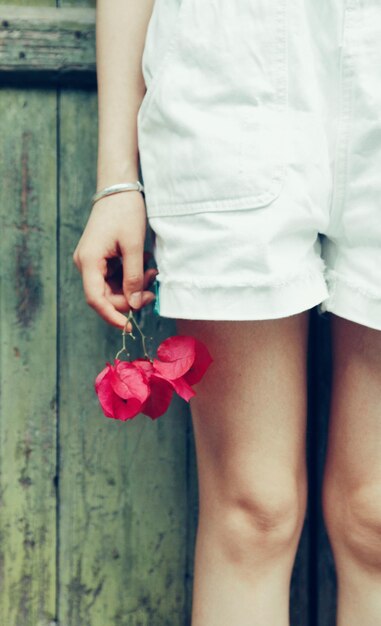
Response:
[115,310,153,362]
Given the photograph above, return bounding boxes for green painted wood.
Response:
[0,6,95,74]
[0,0,57,621]
[57,90,190,625]
[0,88,57,625]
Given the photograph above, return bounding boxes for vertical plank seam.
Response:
[55,80,61,626]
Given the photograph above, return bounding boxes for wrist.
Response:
[97,160,139,190]
[92,181,144,206]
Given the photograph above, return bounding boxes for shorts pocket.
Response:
[138,0,289,217]
[138,0,189,125]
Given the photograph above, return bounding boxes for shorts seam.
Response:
[156,261,326,290]
[324,269,381,301]
[146,190,285,217]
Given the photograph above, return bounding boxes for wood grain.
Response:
[57,88,191,625]
[0,5,95,85]
[0,88,57,626]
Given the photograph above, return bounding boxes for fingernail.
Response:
[129,292,142,308]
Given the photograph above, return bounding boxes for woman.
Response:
[72,1,381,624]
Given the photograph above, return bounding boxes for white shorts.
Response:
[137,0,381,330]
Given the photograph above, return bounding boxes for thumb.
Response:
[121,241,144,310]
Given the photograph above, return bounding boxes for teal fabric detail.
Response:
[153,280,160,316]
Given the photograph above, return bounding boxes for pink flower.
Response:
[95,332,213,422]
[95,359,149,421]
[133,359,174,419]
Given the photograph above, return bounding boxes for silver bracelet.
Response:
[91,181,145,206]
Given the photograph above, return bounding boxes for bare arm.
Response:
[96,0,154,187]
[73,0,157,332]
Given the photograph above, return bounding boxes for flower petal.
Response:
[141,375,174,419]
[95,368,115,418]
[112,393,143,421]
[168,376,196,402]
[133,358,155,380]
[110,360,150,402]
[153,370,196,402]
[183,338,213,385]
[94,362,112,394]
[153,335,196,380]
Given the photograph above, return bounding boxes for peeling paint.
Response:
[14,130,43,329]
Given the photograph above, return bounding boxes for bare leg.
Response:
[322,316,381,626]
[176,313,310,626]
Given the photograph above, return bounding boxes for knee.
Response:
[214,479,306,562]
[323,481,381,568]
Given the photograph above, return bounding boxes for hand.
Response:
[72,191,158,333]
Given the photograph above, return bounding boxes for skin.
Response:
[72,0,156,333]
[73,2,381,623]
[322,317,381,626]
[176,314,310,626]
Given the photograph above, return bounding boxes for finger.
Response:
[143,268,159,290]
[105,267,157,297]
[81,261,129,329]
[105,290,156,312]
[120,242,145,310]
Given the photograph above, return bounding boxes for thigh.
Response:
[323,316,381,491]
[176,313,310,511]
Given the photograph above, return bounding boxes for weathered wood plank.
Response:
[0,0,58,618]
[0,5,95,85]
[57,89,190,625]
[0,87,57,626]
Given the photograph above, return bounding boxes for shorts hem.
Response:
[155,266,329,321]
[319,270,381,331]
